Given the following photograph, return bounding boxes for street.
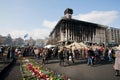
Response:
[34,58,120,80]
[0,57,120,80]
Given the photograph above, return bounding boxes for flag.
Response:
[24,34,28,39]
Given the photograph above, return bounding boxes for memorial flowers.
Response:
[20,58,70,80]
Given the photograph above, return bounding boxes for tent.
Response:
[44,45,56,48]
[65,42,88,49]
[79,42,87,48]
[66,42,81,49]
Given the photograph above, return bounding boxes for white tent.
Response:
[79,42,87,48]
[44,45,56,48]
[66,42,81,49]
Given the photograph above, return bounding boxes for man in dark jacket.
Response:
[59,48,65,66]
[87,47,95,66]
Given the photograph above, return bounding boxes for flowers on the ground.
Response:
[20,58,70,80]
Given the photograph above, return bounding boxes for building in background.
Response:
[49,8,107,45]
[0,35,7,45]
[106,27,120,46]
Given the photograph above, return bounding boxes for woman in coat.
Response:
[113,47,120,76]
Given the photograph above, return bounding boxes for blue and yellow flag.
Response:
[24,34,28,39]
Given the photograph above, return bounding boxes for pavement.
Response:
[0,57,120,80]
[0,55,13,76]
[33,58,120,80]
[0,58,22,80]
[0,60,12,73]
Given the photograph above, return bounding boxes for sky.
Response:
[0,0,120,40]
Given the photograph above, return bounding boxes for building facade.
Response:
[0,35,7,45]
[107,27,120,44]
[49,8,107,45]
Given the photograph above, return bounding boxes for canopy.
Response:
[66,42,81,49]
[79,42,87,48]
[66,42,87,49]
[44,45,56,48]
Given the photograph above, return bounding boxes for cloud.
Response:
[0,28,51,40]
[10,30,28,39]
[0,20,55,39]
[1,10,118,40]
[73,10,118,25]
[43,20,57,28]
[30,29,50,39]
[42,10,118,30]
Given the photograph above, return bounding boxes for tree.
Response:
[13,37,24,46]
[4,34,13,46]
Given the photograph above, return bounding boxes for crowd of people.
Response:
[0,44,120,76]
[58,46,116,66]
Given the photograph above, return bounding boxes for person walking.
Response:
[87,47,95,66]
[41,48,47,65]
[108,47,114,62]
[113,47,120,76]
[59,48,65,66]
[34,47,40,59]
[69,47,74,64]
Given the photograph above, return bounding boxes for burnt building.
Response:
[49,8,107,45]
